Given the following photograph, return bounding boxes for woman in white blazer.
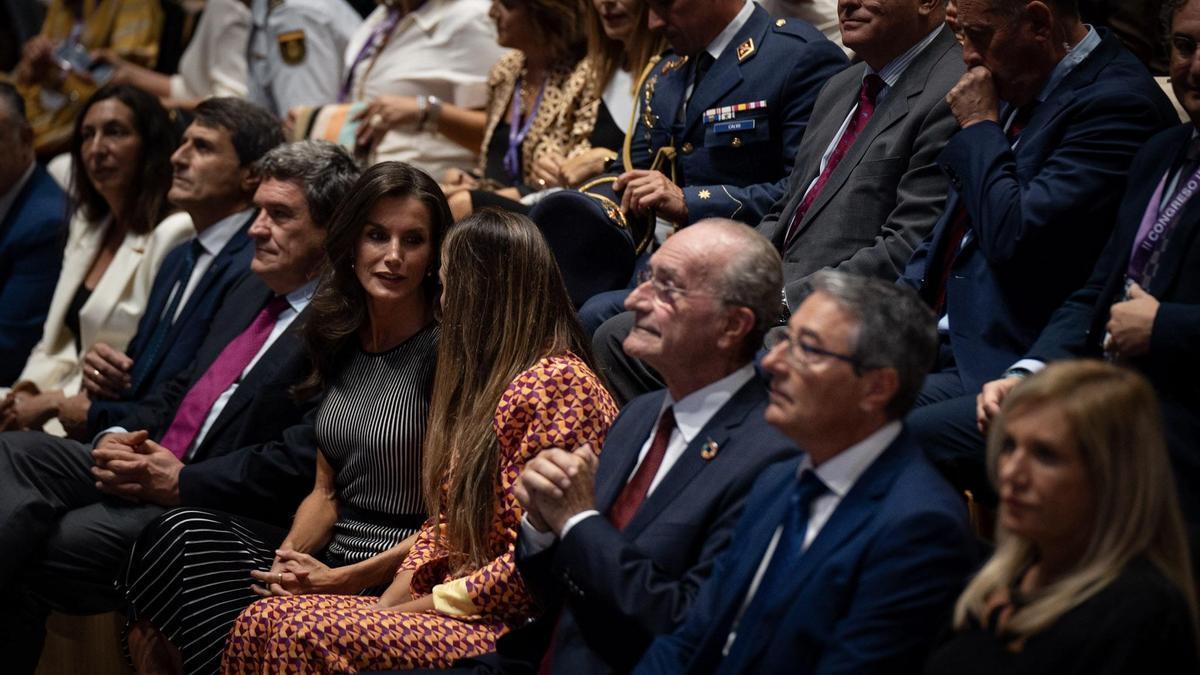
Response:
[2,84,192,433]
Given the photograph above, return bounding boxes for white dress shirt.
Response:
[723,420,902,655]
[520,363,758,552]
[168,0,250,100]
[164,209,253,323]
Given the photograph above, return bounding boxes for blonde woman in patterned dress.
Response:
[221,208,618,673]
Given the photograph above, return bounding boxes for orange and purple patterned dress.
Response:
[221,353,617,674]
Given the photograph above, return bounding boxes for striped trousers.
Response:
[118,508,293,675]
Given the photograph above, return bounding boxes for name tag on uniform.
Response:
[713,120,755,134]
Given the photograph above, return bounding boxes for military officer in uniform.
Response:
[618,0,845,228]
[246,0,361,117]
[536,0,846,333]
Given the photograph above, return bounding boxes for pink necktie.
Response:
[784,74,886,246]
[158,296,290,458]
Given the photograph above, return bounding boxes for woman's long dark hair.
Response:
[69,84,179,234]
[294,162,453,400]
[423,208,593,572]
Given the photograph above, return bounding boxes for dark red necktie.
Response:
[608,407,676,531]
[930,106,1034,313]
[784,74,886,246]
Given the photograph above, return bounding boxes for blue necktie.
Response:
[718,470,828,672]
[128,240,202,393]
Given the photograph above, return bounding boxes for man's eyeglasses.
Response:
[635,269,729,306]
[764,329,866,373]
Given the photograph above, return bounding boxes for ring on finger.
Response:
[278,572,284,585]
[370,113,384,128]
[93,368,101,378]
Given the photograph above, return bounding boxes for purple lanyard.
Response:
[338,8,403,103]
[1127,161,1200,285]
[504,76,544,184]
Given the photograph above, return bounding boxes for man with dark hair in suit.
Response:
[0,81,67,386]
[593,0,966,403]
[900,0,1177,496]
[0,140,360,673]
[633,271,976,675]
[928,0,1200,549]
[46,97,285,439]
[410,220,797,675]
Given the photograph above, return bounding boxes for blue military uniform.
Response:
[629,5,847,225]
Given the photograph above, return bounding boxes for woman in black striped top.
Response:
[117,161,451,675]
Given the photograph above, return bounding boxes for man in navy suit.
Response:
[0,141,360,672]
[51,97,285,438]
[401,220,797,675]
[633,271,976,675]
[900,0,1178,498]
[0,82,67,386]
[899,0,1176,406]
[921,0,1200,540]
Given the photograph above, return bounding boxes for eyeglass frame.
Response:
[634,268,742,307]
[764,328,870,375]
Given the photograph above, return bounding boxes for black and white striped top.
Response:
[316,322,438,565]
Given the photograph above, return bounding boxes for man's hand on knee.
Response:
[92,433,182,506]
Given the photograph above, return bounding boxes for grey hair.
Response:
[695,219,784,358]
[803,270,938,418]
[254,140,361,229]
[986,0,1079,20]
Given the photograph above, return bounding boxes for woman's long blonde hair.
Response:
[584,0,666,96]
[421,209,592,573]
[954,360,1197,641]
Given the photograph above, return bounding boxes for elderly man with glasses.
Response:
[410,219,798,675]
[632,270,977,675]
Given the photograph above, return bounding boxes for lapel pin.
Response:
[701,438,720,460]
[737,38,755,62]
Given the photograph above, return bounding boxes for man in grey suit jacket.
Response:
[593,0,964,403]
[760,3,963,309]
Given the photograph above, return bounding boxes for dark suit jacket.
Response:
[633,430,976,675]
[112,273,318,526]
[757,26,963,306]
[899,30,1177,393]
[627,5,847,225]
[0,164,67,385]
[1027,122,1200,523]
[87,212,256,434]
[504,376,799,675]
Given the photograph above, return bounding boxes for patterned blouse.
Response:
[477,50,607,187]
[399,351,619,623]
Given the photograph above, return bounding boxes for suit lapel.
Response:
[681,6,768,139]
[783,434,913,598]
[801,27,956,231]
[621,379,764,537]
[193,305,301,457]
[595,393,667,514]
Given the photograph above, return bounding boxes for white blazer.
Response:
[17,210,194,395]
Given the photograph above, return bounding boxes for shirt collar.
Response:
[0,161,36,224]
[285,278,318,315]
[705,0,754,62]
[196,208,253,257]
[869,24,944,88]
[659,362,756,445]
[1034,25,1100,104]
[796,420,902,498]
